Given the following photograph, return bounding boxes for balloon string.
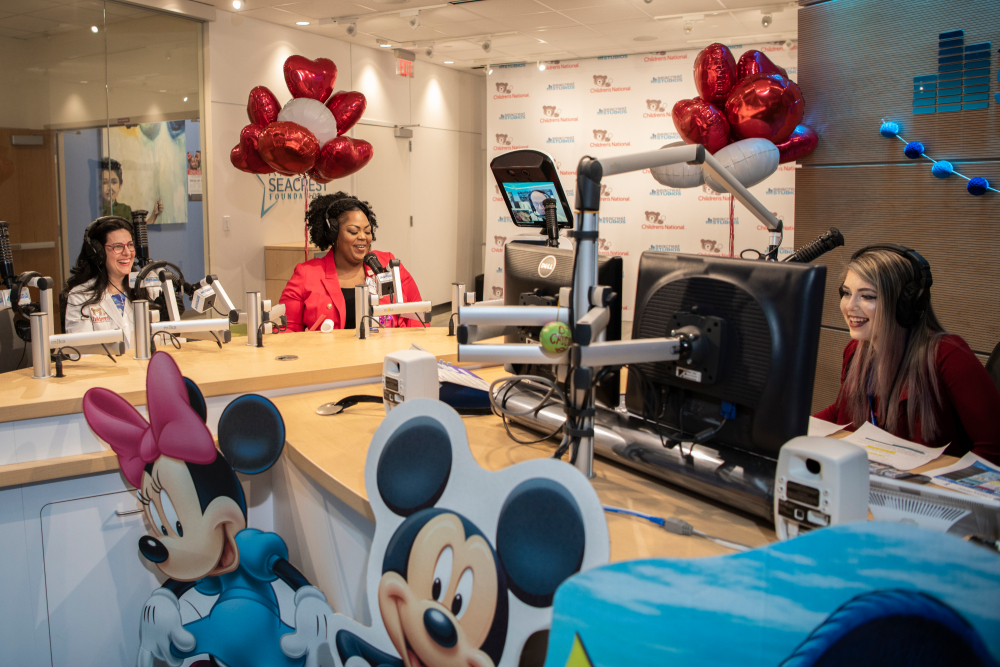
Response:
[304,176,310,263]
[729,195,735,258]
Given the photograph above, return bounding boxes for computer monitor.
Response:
[504,243,623,408]
[624,252,826,459]
[491,150,574,229]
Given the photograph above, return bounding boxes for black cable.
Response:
[17,342,27,370]
[740,226,783,261]
[151,331,182,352]
[101,343,117,363]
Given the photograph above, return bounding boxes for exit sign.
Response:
[397,59,414,78]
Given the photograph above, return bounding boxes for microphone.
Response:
[0,221,14,288]
[543,198,558,247]
[784,227,845,263]
[131,210,150,269]
[363,252,386,275]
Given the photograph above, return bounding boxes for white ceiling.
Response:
[201,0,799,70]
[0,0,798,71]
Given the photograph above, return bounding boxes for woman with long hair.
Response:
[814,244,1000,463]
[64,216,137,349]
[279,192,423,332]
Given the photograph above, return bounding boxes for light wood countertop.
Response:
[273,366,779,562]
[0,328,462,424]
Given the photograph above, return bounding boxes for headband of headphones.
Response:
[850,243,933,328]
[323,196,372,228]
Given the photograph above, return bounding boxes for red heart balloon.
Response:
[257,121,320,175]
[724,73,804,144]
[671,98,731,154]
[326,91,367,136]
[736,50,788,82]
[694,43,738,106]
[283,55,338,103]
[230,124,274,174]
[247,86,281,126]
[775,124,818,163]
[310,136,374,181]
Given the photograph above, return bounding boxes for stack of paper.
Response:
[842,423,947,471]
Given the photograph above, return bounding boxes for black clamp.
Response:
[567,230,599,240]
[565,426,595,439]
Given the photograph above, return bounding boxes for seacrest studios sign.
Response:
[256,174,329,218]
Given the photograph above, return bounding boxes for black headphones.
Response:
[83,216,133,267]
[11,271,45,343]
[850,243,933,328]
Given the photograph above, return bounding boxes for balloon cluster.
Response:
[654,44,818,192]
[879,121,997,197]
[230,55,374,183]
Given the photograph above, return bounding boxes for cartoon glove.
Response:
[280,585,337,667]
[136,588,197,667]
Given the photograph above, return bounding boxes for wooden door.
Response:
[0,128,63,332]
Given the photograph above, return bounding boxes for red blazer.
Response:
[279,249,424,332]
[814,335,1000,463]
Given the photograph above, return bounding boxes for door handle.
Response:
[11,242,56,251]
[114,508,143,517]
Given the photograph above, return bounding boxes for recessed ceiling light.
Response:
[159,89,167,93]
[633,35,657,42]
[296,21,309,25]
[90,25,98,33]
[444,60,454,64]
[232,0,242,9]
[183,96,189,102]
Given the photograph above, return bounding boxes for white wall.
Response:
[205,13,485,308]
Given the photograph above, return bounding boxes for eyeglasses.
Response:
[104,242,135,255]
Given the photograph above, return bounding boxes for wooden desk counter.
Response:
[0,328,462,424]
[273,366,778,563]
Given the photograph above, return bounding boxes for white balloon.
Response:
[650,142,704,189]
[277,98,339,148]
[704,138,779,194]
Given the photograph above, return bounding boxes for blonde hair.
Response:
[839,249,945,441]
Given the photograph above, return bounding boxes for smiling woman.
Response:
[279,192,423,331]
[814,244,1000,463]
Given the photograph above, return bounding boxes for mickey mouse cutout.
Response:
[82,352,336,667]
[327,399,610,667]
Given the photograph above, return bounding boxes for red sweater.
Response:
[814,335,1000,464]
[279,249,424,332]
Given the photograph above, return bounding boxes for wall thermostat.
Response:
[775,436,869,540]
[383,349,439,415]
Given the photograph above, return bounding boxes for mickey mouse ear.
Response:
[183,377,207,423]
[218,394,285,474]
[376,415,452,517]
[496,478,586,608]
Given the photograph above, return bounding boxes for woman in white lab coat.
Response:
[64,216,136,350]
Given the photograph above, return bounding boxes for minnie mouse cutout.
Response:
[82,351,336,667]
[231,55,374,183]
[323,399,610,667]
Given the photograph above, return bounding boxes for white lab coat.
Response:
[65,279,134,350]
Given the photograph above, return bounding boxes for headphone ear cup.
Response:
[895,283,920,328]
[14,317,31,343]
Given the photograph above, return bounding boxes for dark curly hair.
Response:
[306,192,377,251]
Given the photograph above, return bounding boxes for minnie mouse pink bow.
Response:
[83,351,216,488]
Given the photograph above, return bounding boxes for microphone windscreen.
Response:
[363,252,385,274]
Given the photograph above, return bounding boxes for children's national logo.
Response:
[542,105,561,118]
[701,239,723,253]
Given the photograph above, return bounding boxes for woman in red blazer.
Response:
[279,192,424,332]
[814,244,1000,463]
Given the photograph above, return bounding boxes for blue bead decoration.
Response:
[879,121,900,137]
[967,177,988,196]
[931,161,953,178]
[904,142,924,159]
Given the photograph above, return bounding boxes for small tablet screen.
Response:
[501,182,570,225]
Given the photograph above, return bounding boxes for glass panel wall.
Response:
[0,1,203,368]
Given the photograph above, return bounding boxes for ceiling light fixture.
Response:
[444,60,454,64]
[90,25,98,33]
[424,45,434,57]
[488,64,493,75]
[378,38,392,47]
[538,62,545,71]
[782,38,795,50]
[345,21,357,37]
[683,21,693,34]
[406,13,420,29]
[80,80,88,84]
[482,39,491,53]
[232,0,242,9]
[184,96,189,101]
[296,21,310,25]
[761,13,772,27]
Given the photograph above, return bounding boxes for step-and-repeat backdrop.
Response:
[485,42,798,319]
